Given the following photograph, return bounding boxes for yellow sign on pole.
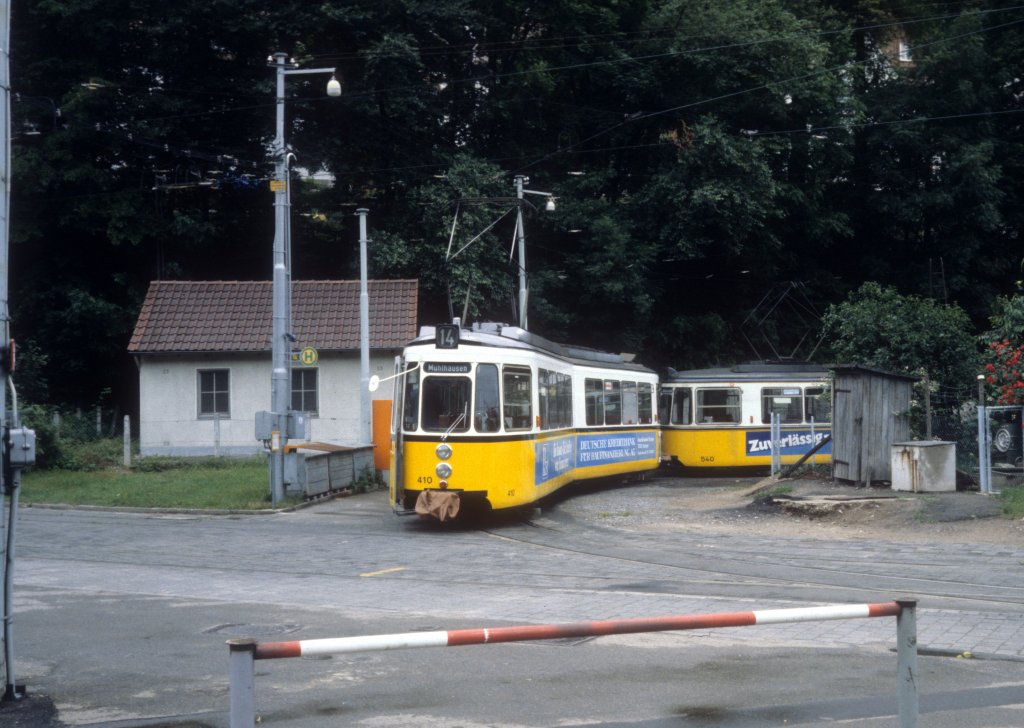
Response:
[299,347,318,366]
[269,180,287,192]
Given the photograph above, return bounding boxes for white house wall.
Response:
[137,353,397,457]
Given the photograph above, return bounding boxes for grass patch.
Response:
[20,457,300,510]
[1002,485,1024,520]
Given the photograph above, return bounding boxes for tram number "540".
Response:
[700,455,715,463]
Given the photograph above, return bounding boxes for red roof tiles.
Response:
[128,280,418,354]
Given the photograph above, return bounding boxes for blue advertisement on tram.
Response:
[745,430,832,457]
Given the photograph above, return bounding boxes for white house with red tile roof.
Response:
[128,279,418,457]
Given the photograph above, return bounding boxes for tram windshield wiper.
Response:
[442,405,467,441]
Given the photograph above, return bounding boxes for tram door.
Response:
[390,357,415,509]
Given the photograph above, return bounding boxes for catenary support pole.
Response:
[513,176,527,330]
[357,208,371,445]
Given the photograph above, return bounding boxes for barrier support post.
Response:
[896,598,918,728]
[228,638,256,728]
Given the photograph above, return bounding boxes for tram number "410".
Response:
[417,476,434,485]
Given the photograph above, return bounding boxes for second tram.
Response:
[659,362,832,469]
[388,322,660,520]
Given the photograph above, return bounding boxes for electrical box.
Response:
[287,411,311,440]
[8,427,37,467]
[255,411,275,441]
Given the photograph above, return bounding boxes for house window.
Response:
[898,40,912,62]
[198,369,230,418]
[291,368,318,415]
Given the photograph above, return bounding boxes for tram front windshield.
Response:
[403,362,532,434]
[420,375,471,432]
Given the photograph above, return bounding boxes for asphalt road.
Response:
[3,474,1023,727]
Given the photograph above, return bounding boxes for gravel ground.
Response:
[545,470,1024,545]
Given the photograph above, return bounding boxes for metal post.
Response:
[269,52,290,507]
[513,175,527,330]
[228,639,257,728]
[356,209,372,445]
[809,416,816,467]
[771,412,781,477]
[264,53,338,505]
[123,415,131,467]
[978,405,990,494]
[2,470,22,701]
[895,598,919,728]
[0,0,11,692]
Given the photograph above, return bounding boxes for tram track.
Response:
[482,515,1024,613]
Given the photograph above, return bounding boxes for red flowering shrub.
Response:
[984,339,1024,404]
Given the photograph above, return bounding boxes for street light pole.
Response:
[267,53,341,506]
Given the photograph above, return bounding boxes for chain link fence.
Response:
[20,404,131,469]
[925,384,1023,486]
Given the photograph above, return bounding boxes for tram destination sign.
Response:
[424,362,471,374]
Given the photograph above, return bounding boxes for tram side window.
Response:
[622,381,638,424]
[585,378,604,425]
[503,366,532,431]
[638,383,653,424]
[604,380,622,425]
[421,376,471,432]
[658,390,672,425]
[696,388,741,424]
[475,364,501,432]
[805,387,832,424]
[402,366,420,431]
[672,387,693,425]
[539,369,573,430]
[761,387,803,424]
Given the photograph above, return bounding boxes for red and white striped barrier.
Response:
[253,602,902,660]
[229,600,918,728]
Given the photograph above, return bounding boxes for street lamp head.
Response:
[327,75,342,97]
[545,198,556,212]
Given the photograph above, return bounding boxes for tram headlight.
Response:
[435,443,452,460]
[435,462,453,479]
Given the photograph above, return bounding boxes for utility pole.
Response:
[1,1,37,703]
[356,208,371,445]
[261,53,340,506]
[512,176,556,332]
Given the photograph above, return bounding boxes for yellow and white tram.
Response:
[388,322,660,520]
[659,362,831,469]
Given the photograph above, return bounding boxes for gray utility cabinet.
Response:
[831,365,917,486]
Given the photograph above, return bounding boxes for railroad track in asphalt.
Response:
[16,498,1024,617]
[480,507,1024,614]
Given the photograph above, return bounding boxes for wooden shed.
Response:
[830,365,918,485]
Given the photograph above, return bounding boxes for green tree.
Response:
[820,282,980,391]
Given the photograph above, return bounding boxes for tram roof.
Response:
[663,361,829,383]
[410,322,655,373]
